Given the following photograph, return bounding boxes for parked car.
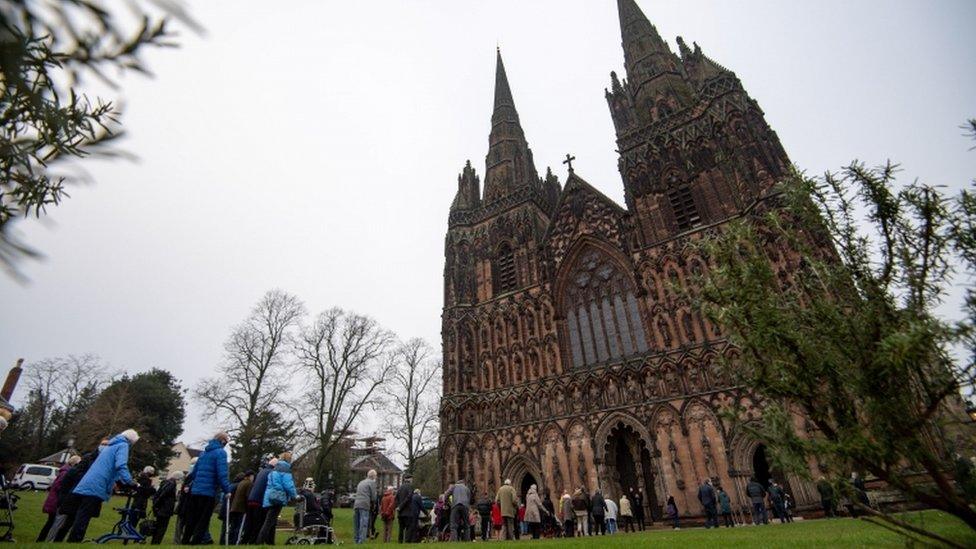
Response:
[10,463,58,490]
[337,493,355,508]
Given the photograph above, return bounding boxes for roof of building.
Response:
[38,448,79,465]
[350,451,402,474]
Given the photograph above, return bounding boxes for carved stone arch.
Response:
[502,453,543,497]
[594,411,655,463]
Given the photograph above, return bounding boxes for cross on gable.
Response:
[563,153,576,173]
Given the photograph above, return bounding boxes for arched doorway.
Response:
[519,473,538,501]
[604,421,660,522]
[752,444,791,494]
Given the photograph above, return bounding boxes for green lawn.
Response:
[7,489,975,547]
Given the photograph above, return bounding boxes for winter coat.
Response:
[619,495,633,517]
[43,463,72,514]
[132,473,156,512]
[395,481,414,517]
[495,483,518,518]
[263,460,297,508]
[666,501,678,519]
[153,479,178,517]
[380,490,396,520]
[746,480,766,503]
[248,465,273,504]
[768,484,784,502]
[231,477,252,513]
[559,494,573,522]
[475,495,492,516]
[543,496,555,520]
[606,499,618,520]
[409,492,424,519]
[816,479,835,500]
[591,492,607,517]
[697,483,716,507]
[353,477,377,510]
[571,490,587,512]
[523,487,544,524]
[491,502,503,526]
[632,492,645,518]
[189,438,231,497]
[73,434,134,501]
[450,482,471,507]
[718,491,732,514]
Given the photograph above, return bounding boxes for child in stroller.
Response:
[285,479,336,545]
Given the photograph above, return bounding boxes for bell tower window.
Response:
[493,243,517,296]
[668,179,700,232]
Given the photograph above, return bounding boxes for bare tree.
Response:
[295,308,395,486]
[382,338,441,474]
[24,354,108,450]
[195,290,305,470]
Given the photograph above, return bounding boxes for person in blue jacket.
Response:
[258,452,297,545]
[181,431,232,545]
[66,429,139,542]
[241,456,277,544]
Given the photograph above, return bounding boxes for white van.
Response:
[10,463,58,490]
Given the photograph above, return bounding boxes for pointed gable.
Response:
[543,171,631,271]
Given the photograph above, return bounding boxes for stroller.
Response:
[94,490,146,544]
[0,475,18,542]
[285,489,336,545]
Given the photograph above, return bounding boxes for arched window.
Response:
[493,243,517,296]
[562,249,650,369]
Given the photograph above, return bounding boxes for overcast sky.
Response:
[2,0,974,449]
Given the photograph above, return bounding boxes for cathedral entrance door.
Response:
[519,473,538,501]
[753,444,791,494]
[604,422,660,522]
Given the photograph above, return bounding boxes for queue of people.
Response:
[30,429,304,545]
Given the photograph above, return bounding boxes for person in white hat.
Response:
[66,429,140,541]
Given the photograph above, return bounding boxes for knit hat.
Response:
[121,429,140,443]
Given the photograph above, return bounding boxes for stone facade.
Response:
[439,0,821,521]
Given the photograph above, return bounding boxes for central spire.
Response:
[483,48,538,204]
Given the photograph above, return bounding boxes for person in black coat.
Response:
[151,471,182,545]
[395,474,414,543]
[131,467,157,519]
[590,490,607,535]
[697,479,718,528]
[49,444,104,542]
[407,488,424,543]
[632,488,645,530]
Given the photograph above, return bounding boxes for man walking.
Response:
[697,478,718,528]
[475,490,492,541]
[746,476,768,525]
[816,476,836,518]
[448,478,472,541]
[181,431,232,545]
[395,474,414,543]
[353,469,378,544]
[495,479,518,540]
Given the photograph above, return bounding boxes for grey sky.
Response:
[2,0,974,448]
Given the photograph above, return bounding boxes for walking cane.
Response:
[236,513,245,546]
[224,497,230,547]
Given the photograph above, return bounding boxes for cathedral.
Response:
[439,0,821,521]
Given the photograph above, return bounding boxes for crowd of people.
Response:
[32,429,309,545]
[29,428,876,545]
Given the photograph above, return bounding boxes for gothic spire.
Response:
[483,48,539,204]
[615,0,692,119]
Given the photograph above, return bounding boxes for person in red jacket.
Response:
[379,487,396,542]
[490,501,502,540]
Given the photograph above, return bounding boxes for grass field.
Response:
[7,490,975,547]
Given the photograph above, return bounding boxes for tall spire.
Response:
[615,0,692,119]
[483,48,539,204]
